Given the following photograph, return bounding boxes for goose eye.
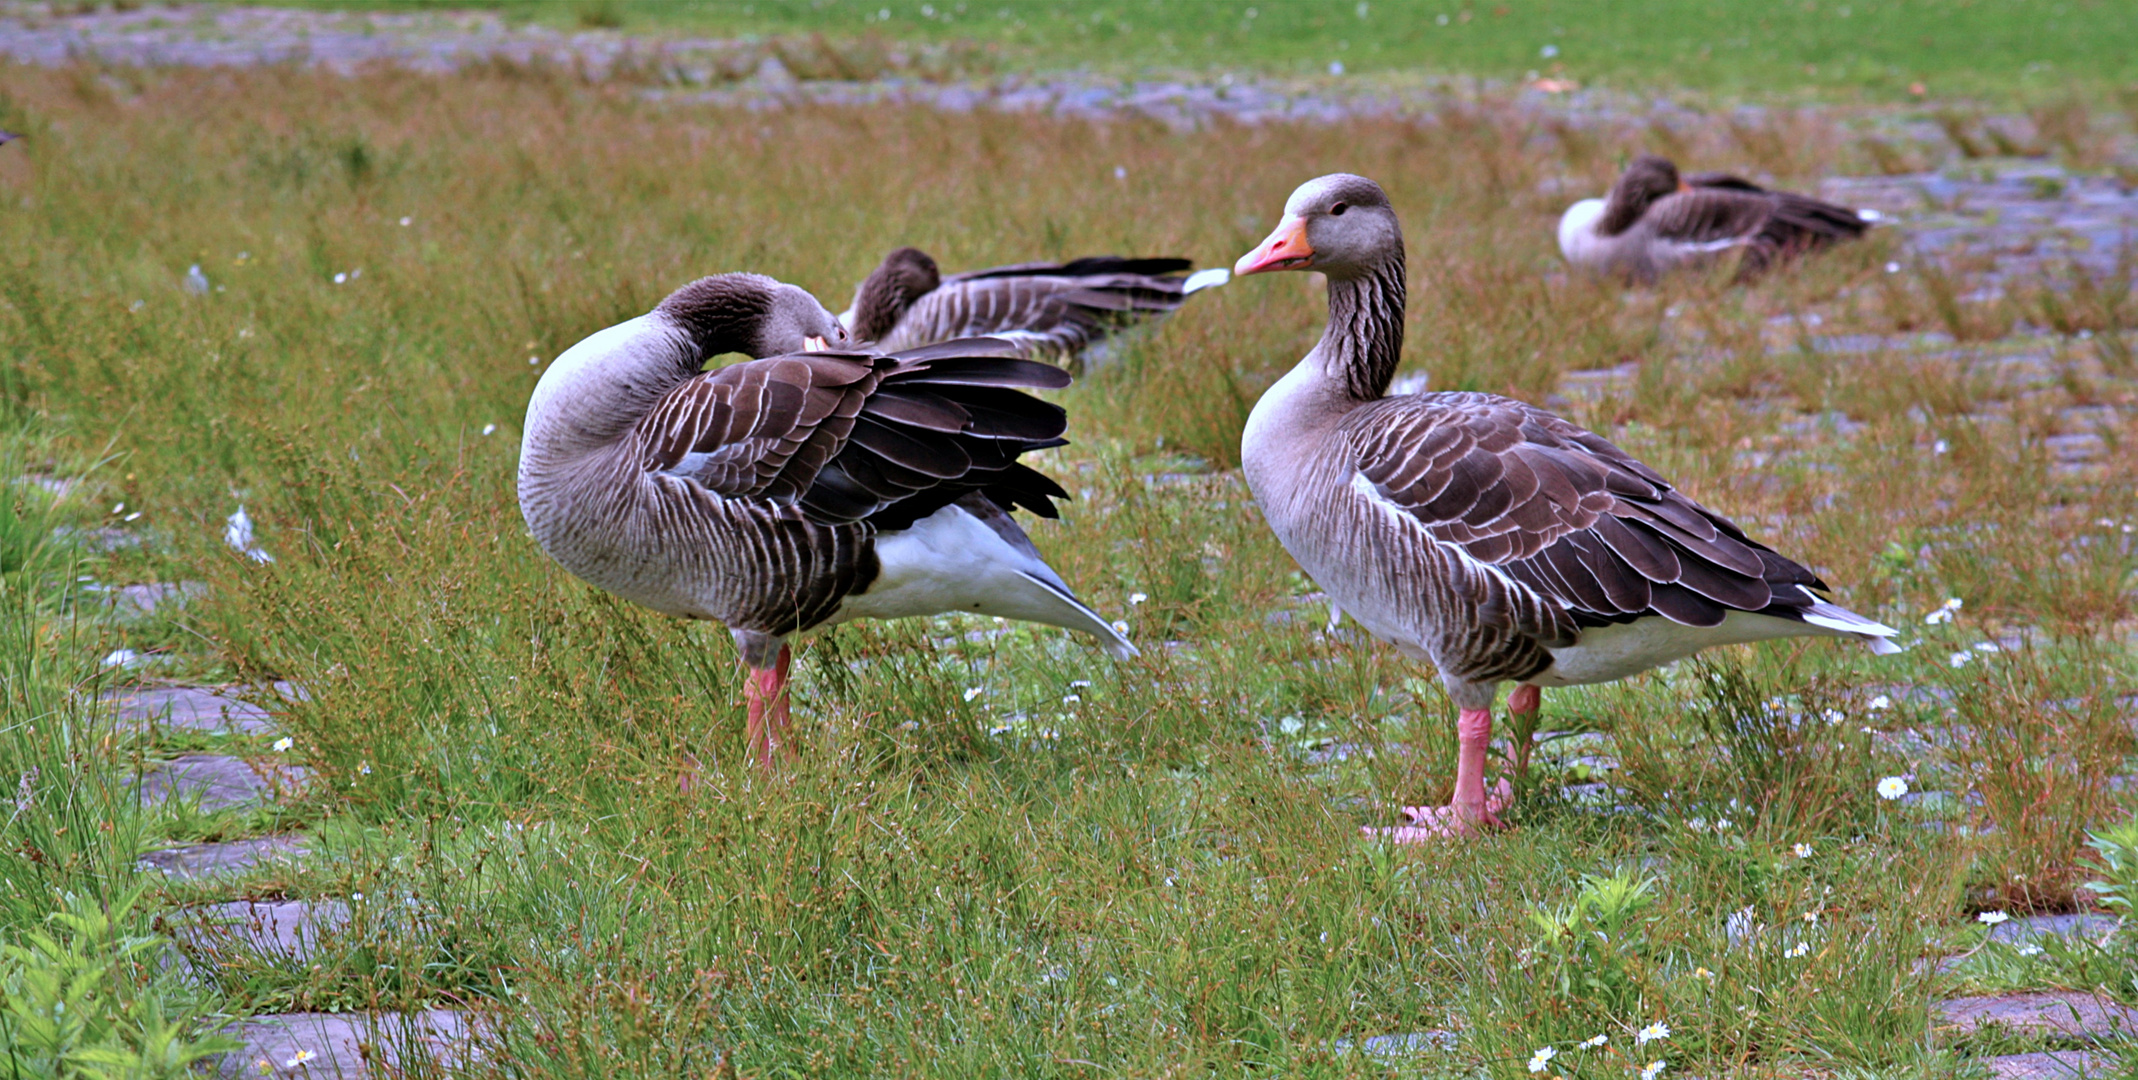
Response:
[1330,202,1349,217]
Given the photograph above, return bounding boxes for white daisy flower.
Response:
[1636,1021,1670,1045]
[1526,1045,1556,1073]
[272,737,293,752]
[1793,842,1813,858]
[1877,776,1909,800]
[1641,1061,1667,1080]
[1977,911,2009,925]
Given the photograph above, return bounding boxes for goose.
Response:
[1557,155,1874,283]
[1235,174,1899,839]
[841,247,1230,369]
[519,273,1135,769]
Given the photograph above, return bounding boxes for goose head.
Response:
[1234,173,1403,281]
[1598,154,1684,235]
[844,246,943,343]
[658,272,847,358]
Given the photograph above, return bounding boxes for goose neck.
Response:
[1316,256,1406,401]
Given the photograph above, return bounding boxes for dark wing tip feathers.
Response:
[1356,395,1832,636]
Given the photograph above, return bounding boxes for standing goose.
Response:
[842,247,1229,369]
[1558,154,1873,283]
[520,273,1134,769]
[1236,175,1899,839]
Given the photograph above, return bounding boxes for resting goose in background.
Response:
[842,247,1230,370]
[1557,154,1874,283]
[1235,174,1899,840]
[519,273,1134,770]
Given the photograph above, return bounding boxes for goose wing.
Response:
[1344,392,1829,646]
[637,338,1076,531]
[1678,174,1871,274]
[880,256,1198,358]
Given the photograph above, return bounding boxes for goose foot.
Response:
[744,644,795,771]
[1367,704,1512,842]
[1371,779,1514,841]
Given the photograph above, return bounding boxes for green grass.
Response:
[0,56,2134,1077]
[252,0,2138,99]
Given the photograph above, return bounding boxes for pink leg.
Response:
[744,645,795,771]
[1369,706,1513,842]
[1507,683,1541,780]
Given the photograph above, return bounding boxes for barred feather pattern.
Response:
[852,253,1195,363]
[519,275,1076,644]
[1332,392,1829,685]
[1587,156,1869,282]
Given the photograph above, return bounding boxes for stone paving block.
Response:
[136,754,309,812]
[107,685,278,736]
[1990,914,2122,946]
[1936,991,2138,1037]
[215,1010,478,1078]
[139,835,308,880]
[1983,1050,2114,1079]
[168,899,352,963]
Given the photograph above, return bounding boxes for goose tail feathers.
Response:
[1182,267,1232,294]
[1796,588,1904,654]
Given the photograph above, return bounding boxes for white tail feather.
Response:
[1182,267,1231,294]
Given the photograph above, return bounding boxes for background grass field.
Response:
[262,0,2138,99]
[0,5,2135,1077]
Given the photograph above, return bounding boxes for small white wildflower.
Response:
[1113,165,1127,180]
[1526,1045,1556,1073]
[351,892,364,902]
[1977,911,2010,926]
[1540,43,1558,57]
[1111,620,1129,634]
[1636,1021,1670,1045]
[399,216,412,226]
[1793,842,1813,858]
[1128,592,1148,605]
[1802,911,1819,924]
[358,761,372,775]
[962,687,983,702]
[1822,709,1844,725]
[1069,680,1091,689]
[1974,641,1999,653]
[1877,775,1909,800]
[529,355,542,365]
[1692,966,1716,982]
[333,272,348,284]
[2016,943,2043,956]
[1062,694,1081,705]
[1932,439,1950,454]
[1868,694,1892,710]
[1328,59,1345,75]
[285,1049,316,1067]
[272,737,293,752]
[482,423,498,436]
[1579,1034,1608,1049]
[1786,941,1812,957]
[111,502,125,515]
[1885,261,1901,273]
[1642,1061,1667,1080]
[1278,715,1305,735]
[1949,651,1972,668]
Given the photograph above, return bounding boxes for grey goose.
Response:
[841,247,1228,370]
[519,273,1134,769]
[1558,154,1874,283]
[1236,174,1898,839]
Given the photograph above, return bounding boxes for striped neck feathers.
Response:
[1318,253,1407,401]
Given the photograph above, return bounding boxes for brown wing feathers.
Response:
[1351,395,1828,641]
[639,341,1074,534]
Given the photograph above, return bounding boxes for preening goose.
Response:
[1558,155,1873,283]
[519,273,1134,769]
[1236,175,1899,839]
[842,247,1229,369]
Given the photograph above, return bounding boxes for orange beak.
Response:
[1235,215,1314,275]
